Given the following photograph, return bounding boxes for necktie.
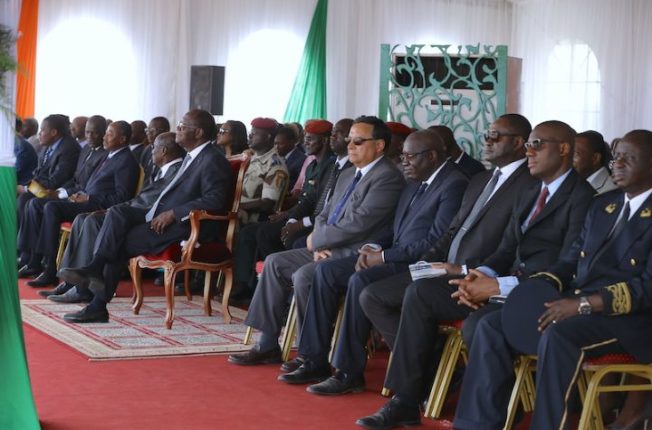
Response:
[327,170,362,225]
[447,169,502,263]
[152,168,162,182]
[527,186,549,227]
[42,146,53,165]
[313,163,340,217]
[145,154,191,221]
[409,182,428,208]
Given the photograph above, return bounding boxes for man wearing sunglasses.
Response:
[229,115,405,367]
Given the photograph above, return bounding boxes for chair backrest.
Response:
[224,154,251,250]
[135,166,145,195]
[273,170,290,212]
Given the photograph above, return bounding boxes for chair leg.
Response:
[163,266,177,329]
[220,268,233,324]
[55,230,70,270]
[424,330,464,419]
[203,271,212,316]
[381,352,394,397]
[129,258,143,314]
[184,270,191,301]
[504,356,533,430]
[280,296,297,362]
[328,303,345,362]
[243,326,254,345]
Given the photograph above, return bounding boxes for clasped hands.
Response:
[68,192,90,203]
[355,244,384,271]
[448,268,499,310]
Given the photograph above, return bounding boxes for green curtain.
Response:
[0,166,40,429]
[283,0,328,123]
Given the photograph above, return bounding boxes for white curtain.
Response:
[33,0,651,139]
[0,0,22,167]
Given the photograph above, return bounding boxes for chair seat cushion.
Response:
[584,353,638,366]
[255,261,265,275]
[61,222,73,231]
[440,320,463,330]
[141,242,231,264]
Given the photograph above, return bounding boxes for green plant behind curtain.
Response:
[283,0,328,124]
[0,166,40,429]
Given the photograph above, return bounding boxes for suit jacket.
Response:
[84,147,140,208]
[285,148,308,190]
[130,144,146,166]
[481,169,594,277]
[381,161,468,263]
[423,161,540,267]
[140,145,155,186]
[286,154,335,222]
[538,190,652,362]
[312,157,405,258]
[62,145,107,194]
[32,135,81,190]
[14,136,38,186]
[456,152,485,178]
[123,160,182,209]
[151,143,231,222]
[588,166,618,195]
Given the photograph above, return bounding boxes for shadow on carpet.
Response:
[21,297,258,361]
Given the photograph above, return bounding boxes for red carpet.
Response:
[21,279,530,430]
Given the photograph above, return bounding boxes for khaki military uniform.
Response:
[240,148,288,224]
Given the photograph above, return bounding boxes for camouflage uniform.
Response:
[239,147,288,224]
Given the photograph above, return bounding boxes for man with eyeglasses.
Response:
[276,128,468,390]
[356,118,595,430]
[229,115,405,367]
[453,129,652,430]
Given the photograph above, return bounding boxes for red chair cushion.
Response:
[61,222,73,230]
[440,320,464,330]
[141,242,231,264]
[255,261,265,275]
[584,353,638,366]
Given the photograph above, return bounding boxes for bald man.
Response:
[70,116,88,146]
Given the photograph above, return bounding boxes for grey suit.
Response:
[61,160,182,269]
[588,166,617,194]
[244,157,405,339]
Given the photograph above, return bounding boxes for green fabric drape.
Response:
[283,0,328,123]
[0,166,40,429]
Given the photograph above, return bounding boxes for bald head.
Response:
[526,120,576,183]
[536,120,577,151]
[401,129,447,181]
[152,132,185,167]
[71,116,88,141]
[130,120,147,145]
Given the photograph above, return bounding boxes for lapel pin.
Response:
[605,203,617,214]
[641,208,651,218]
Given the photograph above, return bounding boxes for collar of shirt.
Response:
[251,146,278,165]
[108,146,128,158]
[539,168,573,202]
[186,141,211,162]
[47,137,63,155]
[587,166,608,184]
[159,157,184,178]
[129,143,143,151]
[335,155,349,169]
[284,147,298,160]
[624,186,652,220]
[422,159,448,188]
[495,158,526,181]
[454,152,465,164]
[357,155,384,177]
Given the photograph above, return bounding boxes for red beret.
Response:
[386,122,413,137]
[304,119,333,135]
[251,117,278,130]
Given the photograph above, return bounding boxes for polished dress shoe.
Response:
[49,287,93,303]
[58,266,102,286]
[307,371,365,395]
[228,345,282,366]
[26,272,58,288]
[18,265,40,278]
[277,361,332,385]
[39,282,74,298]
[356,397,421,430]
[280,357,304,373]
[63,306,109,323]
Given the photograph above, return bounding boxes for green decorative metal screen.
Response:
[378,44,509,159]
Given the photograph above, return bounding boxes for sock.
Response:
[258,332,279,352]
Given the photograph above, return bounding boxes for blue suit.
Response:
[298,161,468,375]
[285,148,307,190]
[454,190,652,430]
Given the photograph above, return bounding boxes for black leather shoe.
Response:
[228,346,282,366]
[356,397,421,430]
[280,357,304,373]
[307,371,365,395]
[49,287,94,303]
[26,272,58,288]
[58,266,102,286]
[63,306,109,323]
[277,361,331,385]
[39,282,74,298]
[18,265,40,278]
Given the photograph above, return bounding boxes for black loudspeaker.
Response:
[189,65,225,115]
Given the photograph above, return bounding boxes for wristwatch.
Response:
[578,296,592,315]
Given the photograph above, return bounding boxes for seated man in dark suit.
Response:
[279,129,468,389]
[429,124,485,178]
[574,129,617,194]
[16,114,80,218]
[357,119,595,430]
[40,132,185,302]
[14,118,38,187]
[453,129,652,430]
[276,124,306,189]
[228,116,405,366]
[18,120,140,287]
[129,120,147,164]
[58,109,231,323]
[140,116,172,186]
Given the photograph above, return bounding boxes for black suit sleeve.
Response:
[36,139,81,189]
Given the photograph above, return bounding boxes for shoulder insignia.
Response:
[605,203,617,214]
[641,208,651,218]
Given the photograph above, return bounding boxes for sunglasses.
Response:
[484,130,519,142]
[524,138,564,151]
[344,137,377,146]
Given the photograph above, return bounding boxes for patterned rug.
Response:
[21,297,259,361]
